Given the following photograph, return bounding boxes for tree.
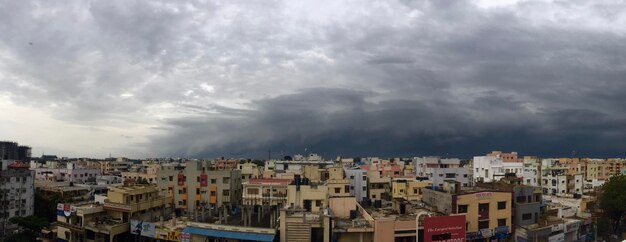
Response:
[9,216,49,232]
[599,174,626,236]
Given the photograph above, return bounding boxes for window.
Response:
[334,188,341,193]
[211,179,216,184]
[497,201,506,210]
[413,188,418,194]
[350,175,354,179]
[196,188,200,195]
[522,213,532,220]
[345,185,350,193]
[463,174,468,177]
[210,191,216,196]
[362,176,367,181]
[458,204,468,213]
[197,176,200,182]
[478,221,489,229]
[169,176,173,181]
[223,190,230,196]
[362,187,366,191]
[248,188,259,195]
[315,200,321,207]
[498,219,506,227]
[479,203,489,212]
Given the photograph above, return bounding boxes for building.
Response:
[56,184,173,242]
[366,171,391,202]
[121,164,161,184]
[237,162,261,182]
[473,155,523,183]
[0,141,18,160]
[422,181,513,241]
[0,162,35,235]
[280,176,330,242]
[486,151,519,163]
[540,159,583,196]
[413,157,471,188]
[211,157,238,170]
[329,196,374,242]
[522,156,541,186]
[156,161,242,217]
[33,162,100,183]
[391,178,429,201]
[344,167,368,202]
[327,167,350,197]
[99,160,133,175]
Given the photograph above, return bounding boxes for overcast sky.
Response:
[1,0,625,159]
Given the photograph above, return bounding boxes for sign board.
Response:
[551,223,564,232]
[475,192,492,200]
[181,232,191,242]
[130,220,157,238]
[424,215,466,242]
[56,203,77,217]
[156,229,182,241]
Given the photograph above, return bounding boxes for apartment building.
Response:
[522,156,541,186]
[473,156,523,183]
[327,167,350,197]
[99,160,133,174]
[33,162,100,183]
[56,184,172,242]
[0,163,34,234]
[414,157,471,187]
[237,162,261,182]
[156,161,242,217]
[366,171,391,202]
[540,159,584,196]
[344,167,368,202]
[422,181,513,241]
[486,151,519,163]
[391,178,429,201]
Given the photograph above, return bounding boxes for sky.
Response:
[1,0,626,159]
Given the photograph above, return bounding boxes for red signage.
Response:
[200,173,207,187]
[177,172,185,186]
[424,215,466,242]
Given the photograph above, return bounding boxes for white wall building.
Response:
[413,157,471,188]
[32,162,100,183]
[473,156,523,183]
[0,167,35,233]
[344,167,368,202]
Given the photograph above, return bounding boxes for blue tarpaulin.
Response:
[182,227,276,242]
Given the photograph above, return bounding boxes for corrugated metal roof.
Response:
[183,227,276,242]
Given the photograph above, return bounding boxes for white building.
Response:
[413,157,471,188]
[32,162,100,183]
[0,161,35,233]
[540,159,583,196]
[344,167,368,202]
[473,156,523,183]
[522,156,541,186]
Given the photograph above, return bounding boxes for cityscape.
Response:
[0,141,625,241]
[2,0,626,242]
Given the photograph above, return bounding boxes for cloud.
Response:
[1,0,626,158]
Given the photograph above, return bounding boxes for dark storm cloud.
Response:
[2,0,626,158]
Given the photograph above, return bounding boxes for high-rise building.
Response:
[17,146,31,162]
[0,141,18,160]
[0,161,35,235]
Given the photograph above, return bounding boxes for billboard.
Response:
[156,229,182,241]
[56,203,77,217]
[424,215,466,242]
[130,220,157,238]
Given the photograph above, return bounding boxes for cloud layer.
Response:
[1,0,626,158]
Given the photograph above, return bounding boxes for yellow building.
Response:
[56,184,173,242]
[287,180,328,212]
[422,181,513,240]
[391,178,429,201]
[327,167,351,197]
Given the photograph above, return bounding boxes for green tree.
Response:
[599,174,626,236]
[9,216,49,232]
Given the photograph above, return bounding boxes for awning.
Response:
[182,227,276,242]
